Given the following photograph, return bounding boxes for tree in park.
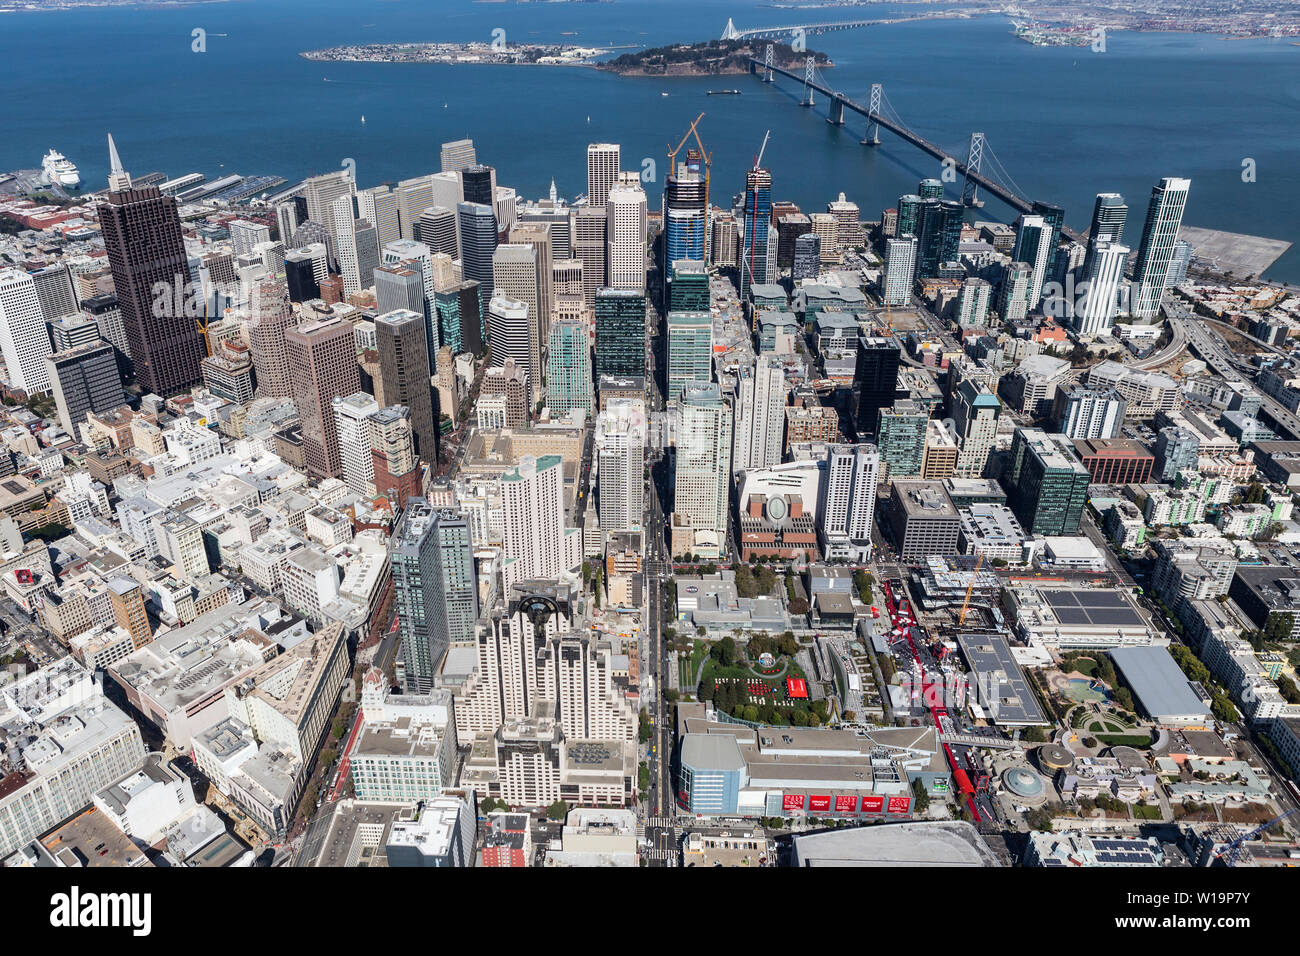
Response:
[711,635,738,667]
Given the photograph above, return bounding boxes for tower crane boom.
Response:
[957,552,985,627]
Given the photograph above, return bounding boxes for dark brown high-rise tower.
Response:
[286,314,361,479]
[98,134,207,396]
[376,308,437,462]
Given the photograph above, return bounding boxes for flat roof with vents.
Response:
[956,633,1047,727]
[1041,588,1145,628]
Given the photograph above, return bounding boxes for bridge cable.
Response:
[981,139,1028,200]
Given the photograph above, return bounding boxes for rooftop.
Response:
[1109,646,1213,722]
[791,821,1000,867]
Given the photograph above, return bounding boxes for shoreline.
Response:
[301,38,832,76]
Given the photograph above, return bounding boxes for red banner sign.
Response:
[782,793,805,811]
[861,795,885,813]
[887,795,912,815]
[809,794,831,812]
[835,795,857,813]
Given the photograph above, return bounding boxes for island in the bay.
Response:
[594,39,831,75]
[299,38,831,74]
[300,41,615,66]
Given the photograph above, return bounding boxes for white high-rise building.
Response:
[883,236,917,307]
[500,454,581,590]
[333,392,381,496]
[1132,177,1191,321]
[303,170,356,237]
[828,192,861,248]
[509,222,553,354]
[0,268,53,395]
[493,244,542,395]
[494,186,518,236]
[382,239,435,302]
[674,382,733,556]
[440,138,477,174]
[275,202,299,246]
[956,277,992,328]
[596,399,646,534]
[952,380,1001,479]
[296,242,330,285]
[456,581,634,744]
[999,262,1033,322]
[605,183,647,293]
[382,238,436,347]
[765,223,779,283]
[1055,383,1127,440]
[253,240,286,279]
[358,185,402,251]
[820,443,880,562]
[486,294,534,407]
[1075,241,1129,336]
[732,355,787,474]
[1013,214,1054,311]
[330,194,362,297]
[229,219,271,258]
[586,143,620,208]
[393,175,437,241]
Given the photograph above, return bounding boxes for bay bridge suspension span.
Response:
[721,14,965,41]
[747,48,1081,242]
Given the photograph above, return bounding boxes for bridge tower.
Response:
[763,43,774,83]
[802,56,816,107]
[828,94,845,126]
[861,83,882,145]
[962,131,985,207]
[721,18,741,41]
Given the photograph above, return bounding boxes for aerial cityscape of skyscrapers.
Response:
[0,7,1297,898]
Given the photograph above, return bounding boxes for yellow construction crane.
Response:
[194,277,214,357]
[667,114,712,257]
[957,551,985,627]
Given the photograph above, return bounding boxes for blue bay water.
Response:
[2,0,1299,279]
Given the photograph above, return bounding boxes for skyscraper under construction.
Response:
[740,166,772,303]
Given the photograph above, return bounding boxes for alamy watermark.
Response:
[49,887,151,936]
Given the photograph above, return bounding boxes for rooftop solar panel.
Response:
[1092,608,1143,625]
[1056,607,1092,625]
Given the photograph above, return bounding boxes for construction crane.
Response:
[742,130,772,294]
[1215,808,1298,866]
[194,277,214,357]
[957,551,985,627]
[666,113,712,261]
[754,128,770,170]
[667,113,711,185]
